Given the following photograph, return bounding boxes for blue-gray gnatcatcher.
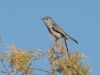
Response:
[41,16,78,44]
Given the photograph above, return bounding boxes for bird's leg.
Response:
[54,39,58,52]
[54,38,60,53]
[54,38,59,45]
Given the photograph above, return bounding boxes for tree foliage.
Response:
[0,41,91,75]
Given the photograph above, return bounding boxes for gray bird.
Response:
[41,16,78,44]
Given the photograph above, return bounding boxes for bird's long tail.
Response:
[66,35,78,44]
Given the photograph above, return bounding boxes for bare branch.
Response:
[1,60,12,75]
[30,68,51,74]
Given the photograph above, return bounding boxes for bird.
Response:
[41,16,78,44]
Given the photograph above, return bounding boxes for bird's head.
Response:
[41,16,53,25]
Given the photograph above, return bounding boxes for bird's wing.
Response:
[52,23,78,44]
[52,23,67,37]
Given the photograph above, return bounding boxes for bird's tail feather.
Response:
[66,35,78,44]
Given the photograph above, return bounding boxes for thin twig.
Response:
[1,59,12,75]
[15,71,19,75]
[1,71,8,73]
[30,68,50,73]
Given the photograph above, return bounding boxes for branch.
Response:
[1,60,12,75]
[30,68,51,74]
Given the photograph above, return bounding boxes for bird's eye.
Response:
[47,19,48,20]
